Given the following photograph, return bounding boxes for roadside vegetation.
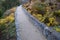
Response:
[0,0,20,40]
[23,0,60,32]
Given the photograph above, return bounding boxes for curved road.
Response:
[15,5,47,40]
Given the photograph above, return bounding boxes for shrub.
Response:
[0,0,20,17]
[54,10,60,17]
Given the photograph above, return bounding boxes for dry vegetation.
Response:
[23,0,60,32]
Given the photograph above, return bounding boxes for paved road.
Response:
[15,5,47,40]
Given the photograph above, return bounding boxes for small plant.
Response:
[54,26,60,32]
[32,2,46,11]
[54,10,60,17]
